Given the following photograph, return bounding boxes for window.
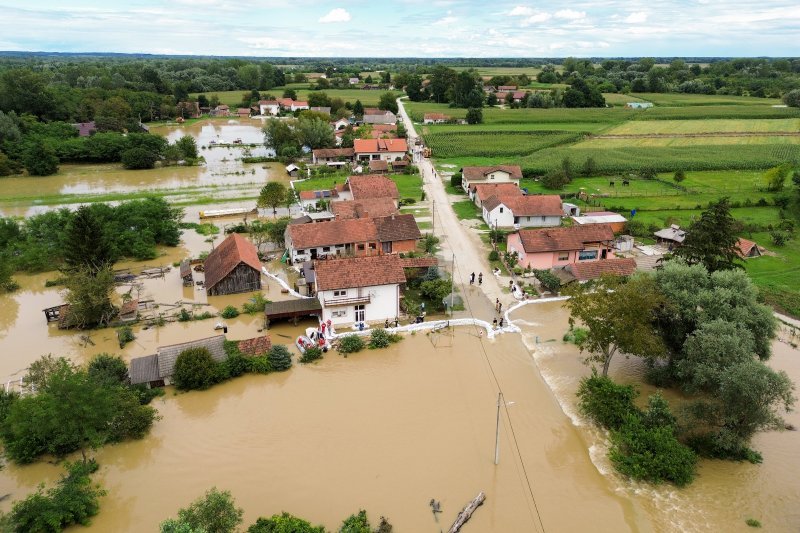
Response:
[499,207,504,213]
[578,250,598,261]
[333,290,347,297]
[322,247,331,252]
[297,249,305,254]
[557,252,569,261]
[541,216,546,222]
[369,243,376,250]
[357,244,365,251]
[332,310,347,318]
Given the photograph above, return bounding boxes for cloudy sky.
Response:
[1,1,798,57]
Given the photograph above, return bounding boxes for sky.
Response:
[0,1,798,58]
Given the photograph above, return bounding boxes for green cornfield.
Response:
[424,130,583,158]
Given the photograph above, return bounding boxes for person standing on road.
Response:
[478,273,483,285]
[470,272,475,285]
[495,298,500,312]
[498,302,503,314]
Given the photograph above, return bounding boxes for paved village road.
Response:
[397,98,517,316]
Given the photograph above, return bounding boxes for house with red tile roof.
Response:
[353,138,408,163]
[314,255,407,326]
[312,147,355,165]
[284,214,420,263]
[736,237,763,258]
[470,182,523,207]
[203,233,262,296]
[561,258,638,283]
[298,188,340,209]
[331,198,398,220]
[507,224,616,270]
[236,108,251,118]
[461,165,522,193]
[341,174,400,206]
[258,100,280,116]
[423,113,451,124]
[482,195,563,229]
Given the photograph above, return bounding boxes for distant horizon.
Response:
[1,1,798,58]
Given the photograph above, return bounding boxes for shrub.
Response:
[117,325,136,348]
[673,170,686,183]
[8,460,105,532]
[577,372,639,430]
[299,346,323,364]
[609,413,697,486]
[87,353,129,385]
[242,293,271,314]
[450,172,462,188]
[177,308,192,322]
[172,347,221,391]
[541,170,569,190]
[248,512,325,533]
[771,231,788,246]
[563,327,589,345]
[221,353,249,378]
[368,328,401,349]
[248,355,272,373]
[121,147,158,170]
[488,250,499,261]
[267,345,292,371]
[465,107,483,124]
[746,518,762,528]
[220,305,240,319]
[534,269,561,293]
[338,334,365,354]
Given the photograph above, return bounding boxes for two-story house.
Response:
[507,224,616,270]
[482,195,563,230]
[354,138,408,163]
[461,165,522,193]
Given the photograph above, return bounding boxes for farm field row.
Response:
[577,136,800,148]
[425,131,582,158]
[191,88,398,107]
[423,122,612,134]
[629,92,782,106]
[601,93,650,106]
[605,118,800,135]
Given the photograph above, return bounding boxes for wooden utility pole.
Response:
[494,391,503,465]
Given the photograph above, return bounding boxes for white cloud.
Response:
[319,8,351,23]
[508,6,534,16]
[522,12,552,25]
[554,9,586,20]
[624,12,648,23]
[433,10,457,25]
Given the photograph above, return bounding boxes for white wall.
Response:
[318,283,399,326]
[356,151,405,162]
[483,203,515,228]
[515,215,561,228]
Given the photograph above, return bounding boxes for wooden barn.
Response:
[204,233,262,296]
[180,260,193,286]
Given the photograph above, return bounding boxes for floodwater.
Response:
[514,301,800,533]
[0,119,285,217]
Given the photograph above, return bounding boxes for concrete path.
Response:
[397,98,518,318]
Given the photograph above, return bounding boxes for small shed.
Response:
[180,260,193,286]
[736,238,763,258]
[129,354,163,388]
[368,160,389,174]
[654,225,686,248]
[119,299,139,322]
[264,298,322,327]
[285,164,300,177]
[204,233,262,296]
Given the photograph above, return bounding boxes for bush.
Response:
[248,355,272,374]
[488,250,499,261]
[248,512,325,533]
[533,269,561,293]
[267,345,292,371]
[563,327,588,345]
[466,107,483,124]
[242,293,271,314]
[7,460,105,532]
[177,308,192,322]
[771,231,788,246]
[117,325,136,348]
[338,334,366,354]
[121,147,158,170]
[450,172,463,188]
[368,328,401,349]
[172,347,221,391]
[220,305,240,319]
[541,170,569,190]
[221,353,249,378]
[299,346,323,364]
[673,170,686,183]
[87,353,129,385]
[746,518,762,528]
[609,413,697,486]
[577,372,639,430]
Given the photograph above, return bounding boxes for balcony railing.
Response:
[323,295,371,307]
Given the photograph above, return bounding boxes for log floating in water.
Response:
[447,491,485,533]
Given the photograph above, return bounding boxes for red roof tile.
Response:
[288,218,377,249]
[517,225,615,253]
[462,165,523,182]
[353,138,408,154]
[374,214,421,242]
[567,258,637,281]
[312,147,354,159]
[398,257,438,268]
[736,237,760,258]
[314,255,406,291]
[472,183,523,202]
[237,336,272,356]
[203,233,262,291]
[484,195,562,217]
[331,198,398,219]
[346,175,399,200]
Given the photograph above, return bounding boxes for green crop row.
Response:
[424,130,583,158]
[519,144,800,175]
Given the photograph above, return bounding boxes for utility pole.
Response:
[431,199,435,235]
[450,252,455,317]
[494,391,503,465]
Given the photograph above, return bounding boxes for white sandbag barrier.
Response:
[262,267,313,299]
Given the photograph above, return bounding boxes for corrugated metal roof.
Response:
[157,335,227,379]
[129,354,160,385]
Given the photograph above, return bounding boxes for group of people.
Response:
[469,272,483,286]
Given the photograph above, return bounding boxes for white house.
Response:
[332,118,350,131]
[482,195,563,230]
[461,165,523,193]
[291,101,310,112]
[258,100,280,116]
[313,255,406,327]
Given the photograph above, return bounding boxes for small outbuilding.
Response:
[204,233,262,296]
[180,260,193,286]
[285,164,301,177]
[736,237,763,258]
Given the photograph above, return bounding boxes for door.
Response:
[311,248,318,259]
[354,305,365,322]
[601,248,607,259]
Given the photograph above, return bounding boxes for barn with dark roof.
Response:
[204,233,262,296]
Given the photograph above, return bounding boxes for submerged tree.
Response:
[669,197,742,272]
[257,182,288,216]
[564,274,666,376]
[64,205,114,272]
[62,265,117,329]
[160,487,243,533]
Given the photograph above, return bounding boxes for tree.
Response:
[564,274,666,376]
[248,512,325,533]
[297,116,335,149]
[64,205,113,272]
[121,147,159,170]
[258,182,288,216]
[465,107,483,124]
[377,92,398,114]
[405,75,424,101]
[263,118,300,155]
[541,170,569,190]
[267,345,292,371]
[162,487,243,533]
[62,265,117,329]
[670,198,743,272]
[673,170,686,183]
[22,139,59,176]
[428,66,458,103]
[172,347,221,391]
[420,277,453,310]
[764,163,792,192]
[352,99,364,117]
[282,88,297,100]
[581,157,598,177]
[782,88,800,107]
[87,353,129,386]
[95,96,133,132]
[175,135,199,160]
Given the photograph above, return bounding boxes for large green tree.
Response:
[297,116,335,149]
[564,274,666,376]
[377,92,398,114]
[258,182,288,216]
[64,205,114,272]
[62,265,117,329]
[670,198,742,272]
[161,487,243,533]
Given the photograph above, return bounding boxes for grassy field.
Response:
[630,93,782,106]
[426,131,583,158]
[602,93,650,106]
[451,200,481,220]
[193,88,399,107]
[578,136,800,148]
